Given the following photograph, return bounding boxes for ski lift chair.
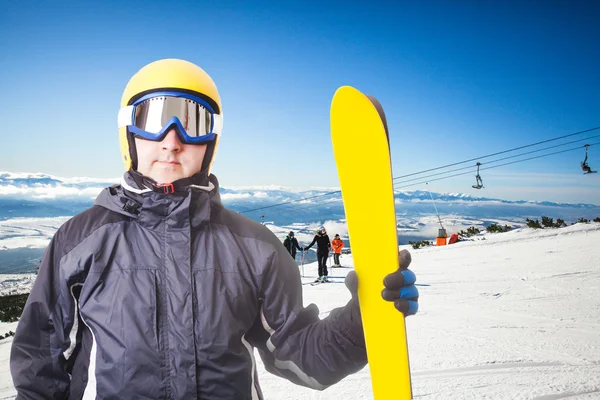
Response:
[472,162,484,189]
[581,144,597,174]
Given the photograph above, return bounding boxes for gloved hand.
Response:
[344,249,419,316]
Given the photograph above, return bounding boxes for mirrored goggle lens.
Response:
[133,96,213,138]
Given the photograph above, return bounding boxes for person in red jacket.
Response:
[331,234,345,267]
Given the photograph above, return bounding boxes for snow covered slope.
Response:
[1,223,599,399]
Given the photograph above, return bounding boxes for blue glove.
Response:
[380,250,419,315]
[345,249,419,316]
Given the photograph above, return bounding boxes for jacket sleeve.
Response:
[304,235,317,250]
[248,243,367,389]
[10,234,81,399]
[293,239,302,251]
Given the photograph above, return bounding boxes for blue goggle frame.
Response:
[119,91,221,145]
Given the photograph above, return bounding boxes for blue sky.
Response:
[1,0,599,204]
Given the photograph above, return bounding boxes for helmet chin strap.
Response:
[128,131,139,171]
[201,139,216,173]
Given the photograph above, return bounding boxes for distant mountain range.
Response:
[1,171,600,274]
[2,171,599,225]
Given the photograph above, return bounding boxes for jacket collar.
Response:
[95,171,223,229]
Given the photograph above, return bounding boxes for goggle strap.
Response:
[118,106,134,128]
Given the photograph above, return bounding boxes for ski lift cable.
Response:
[478,141,600,173]
[243,141,600,215]
[239,131,600,215]
[283,129,600,210]
[246,141,599,221]
[249,197,346,225]
[393,142,600,191]
[392,126,600,181]
[393,133,600,185]
[239,192,344,217]
[238,190,341,214]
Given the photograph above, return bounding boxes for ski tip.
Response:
[331,86,390,143]
[333,85,359,98]
[331,86,369,112]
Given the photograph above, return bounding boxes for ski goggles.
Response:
[118,91,222,144]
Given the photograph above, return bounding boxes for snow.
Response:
[0,217,70,250]
[1,223,599,399]
[0,274,36,296]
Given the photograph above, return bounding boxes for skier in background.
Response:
[304,226,332,282]
[331,234,345,267]
[283,230,303,259]
[10,58,420,399]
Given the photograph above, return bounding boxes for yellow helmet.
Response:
[118,58,222,174]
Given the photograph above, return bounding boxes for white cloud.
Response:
[322,220,348,239]
[0,184,104,199]
[221,191,271,200]
[60,176,119,184]
[225,184,340,192]
[0,171,118,184]
[220,192,252,200]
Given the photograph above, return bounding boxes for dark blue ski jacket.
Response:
[10,172,367,399]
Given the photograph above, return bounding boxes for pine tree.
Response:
[526,218,542,229]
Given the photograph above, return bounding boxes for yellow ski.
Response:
[330,86,412,399]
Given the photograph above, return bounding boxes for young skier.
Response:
[304,226,332,282]
[10,58,420,399]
